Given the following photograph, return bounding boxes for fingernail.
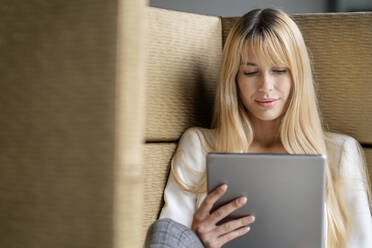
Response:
[249,216,255,222]
[220,184,227,191]
[239,197,247,205]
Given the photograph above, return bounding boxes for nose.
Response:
[258,72,274,92]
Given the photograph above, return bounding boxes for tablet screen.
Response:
[207,153,326,248]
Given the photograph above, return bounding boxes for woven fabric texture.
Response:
[142,143,177,243]
[114,0,147,247]
[364,149,372,186]
[144,7,222,141]
[0,1,118,247]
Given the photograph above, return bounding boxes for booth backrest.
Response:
[143,7,221,238]
[143,7,372,243]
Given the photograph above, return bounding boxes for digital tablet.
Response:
[207,153,326,248]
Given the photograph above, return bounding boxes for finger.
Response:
[208,196,247,224]
[196,184,228,220]
[214,215,255,237]
[217,225,251,247]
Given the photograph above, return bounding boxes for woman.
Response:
[146,8,372,248]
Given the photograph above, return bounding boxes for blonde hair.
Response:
[172,8,371,248]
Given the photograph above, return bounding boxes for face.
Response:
[237,47,292,123]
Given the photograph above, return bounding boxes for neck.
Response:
[250,117,282,148]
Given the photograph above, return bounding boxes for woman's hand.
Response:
[191,184,255,248]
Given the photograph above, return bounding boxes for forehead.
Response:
[240,38,289,67]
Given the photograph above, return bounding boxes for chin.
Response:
[258,116,280,121]
[254,113,282,121]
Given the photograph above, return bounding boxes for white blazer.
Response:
[159,127,372,248]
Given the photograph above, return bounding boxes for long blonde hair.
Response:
[172,8,371,248]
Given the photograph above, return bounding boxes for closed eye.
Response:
[243,71,258,75]
[273,69,287,73]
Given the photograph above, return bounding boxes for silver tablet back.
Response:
[207,153,326,248]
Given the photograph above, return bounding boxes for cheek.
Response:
[238,84,255,104]
[238,80,255,98]
[280,79,292,100]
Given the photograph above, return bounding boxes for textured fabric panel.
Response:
[221,17,237,47]
[143,143,177,242]
[221,13,372,144]
[145,7,222,141]
[0,1,117,247]
[364,148,372,187]
[114,0,147,248]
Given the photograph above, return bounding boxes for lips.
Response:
[255,98,278,108]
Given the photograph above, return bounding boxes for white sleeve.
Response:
[158,128,206,228]
[338,137,372,248]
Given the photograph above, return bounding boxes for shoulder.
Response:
[178,127,216,153]
[180,127,216,142]
[172,127,216,179]
[324,132,360,158]
[324,131,358,149]
[324,132,364,178]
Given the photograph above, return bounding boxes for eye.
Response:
[243,71,258,76]
[273,69,287,73]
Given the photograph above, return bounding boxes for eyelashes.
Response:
[274,69,287,73]
[244,71,258,75]
[243,69,287,76]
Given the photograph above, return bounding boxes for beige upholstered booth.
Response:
[0,1,371,247]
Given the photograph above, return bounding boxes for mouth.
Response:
[255,98,278,108]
